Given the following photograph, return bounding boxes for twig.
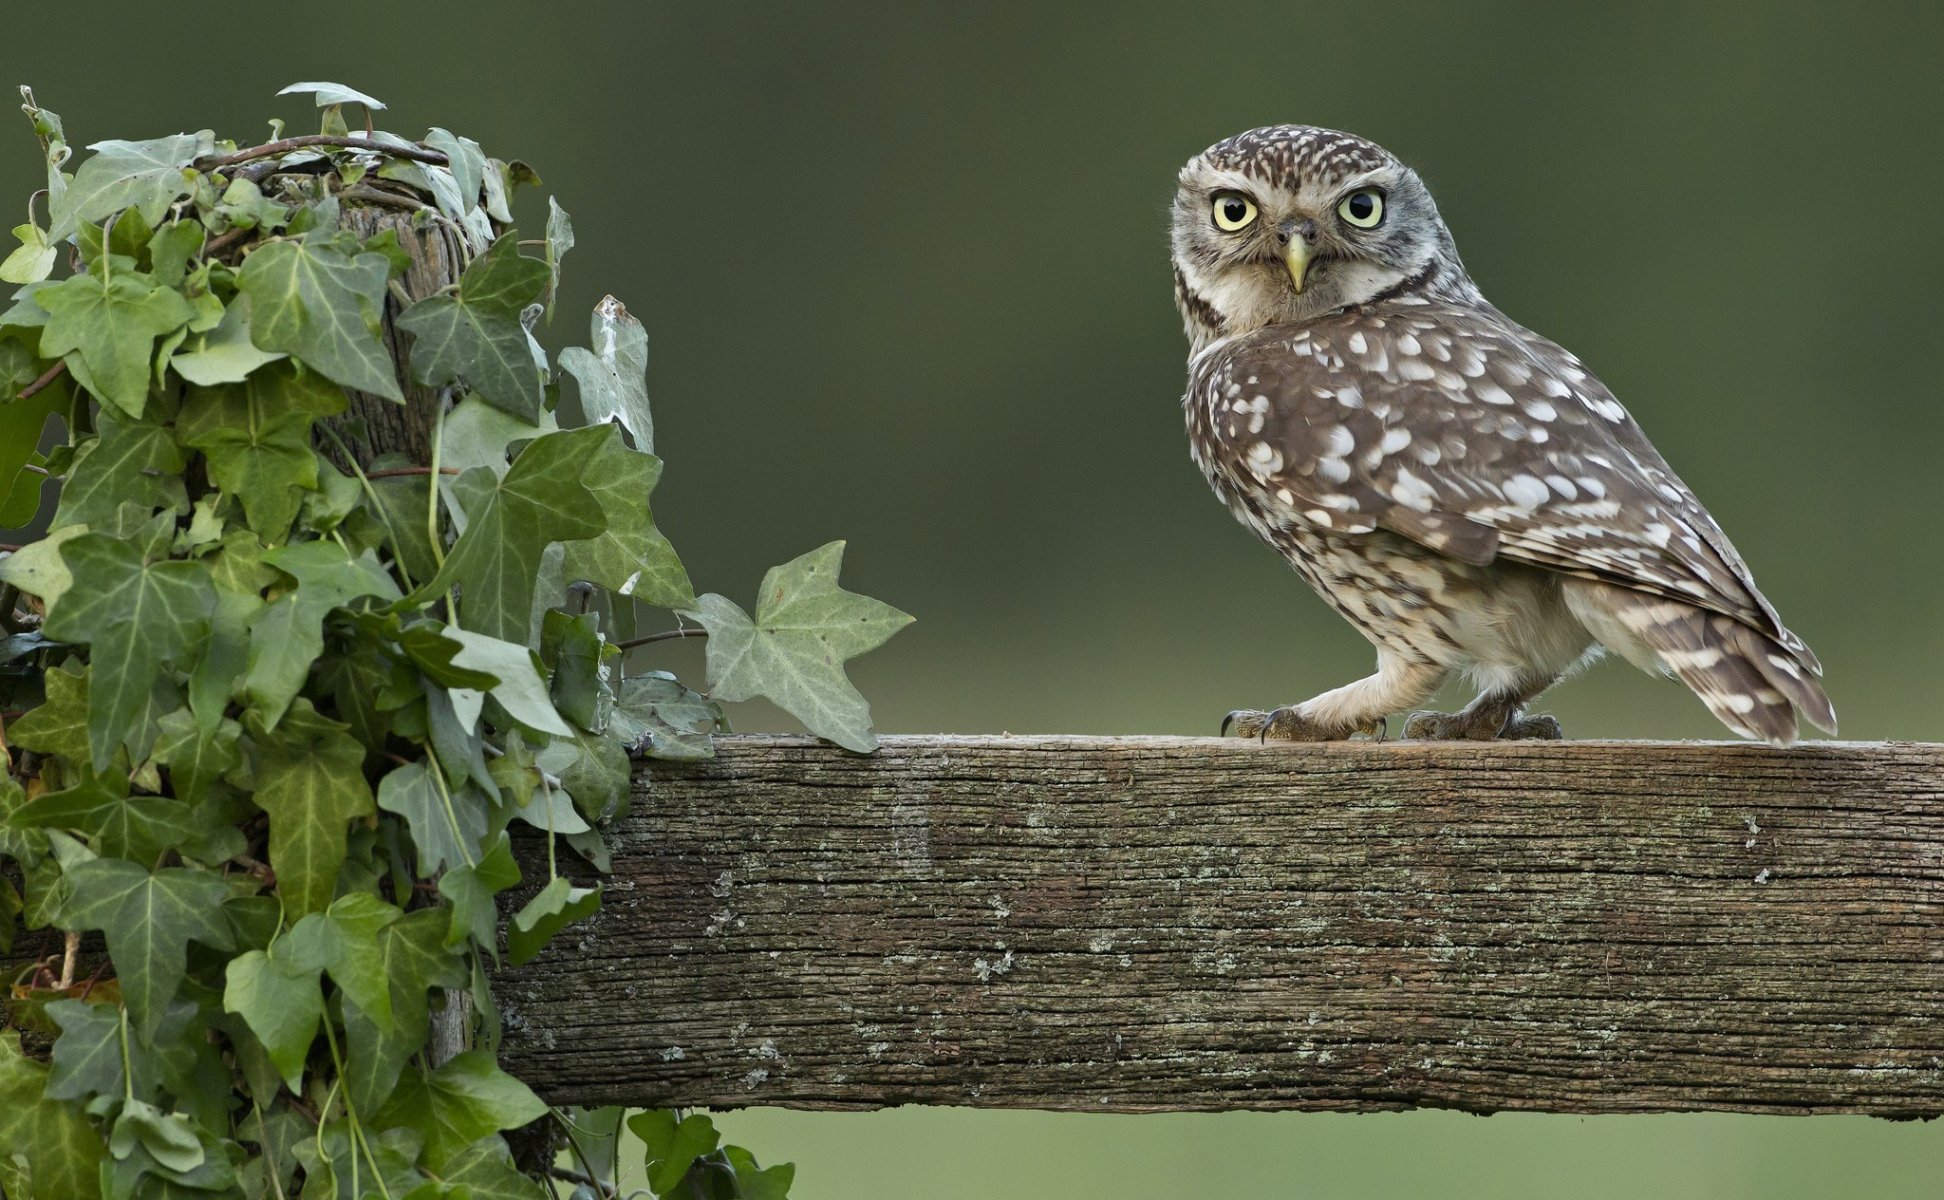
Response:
[202,226,251,258]
[366,466,460,479]
[58,929,80,989]
[199,135,450,171]
[18,360,65,401]
[613,628,708,651]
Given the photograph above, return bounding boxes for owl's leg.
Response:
[1403,673,1564,741]
[1223,655,1446,742]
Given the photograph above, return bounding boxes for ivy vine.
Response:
[0,81,910,1200]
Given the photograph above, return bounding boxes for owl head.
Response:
[1170,125,1472,351]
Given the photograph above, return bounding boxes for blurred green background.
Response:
[8,1,1941,1195]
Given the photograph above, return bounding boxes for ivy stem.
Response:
[426,406,449,574]
[317,424,418,593]
[321,1015,393,1200]
[612,628,707,652]
[17,360,65,401]
[253,1101,292,1200]
[198,135,450,171]
[117,1005,134,1102]
[428,757,478,870]
[549,1112,612,1200]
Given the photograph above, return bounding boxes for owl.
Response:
[1174,125,1834,745]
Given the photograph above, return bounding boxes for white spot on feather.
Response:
[1502,474,1549,510]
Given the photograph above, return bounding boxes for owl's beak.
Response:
[1282,239,1312,293]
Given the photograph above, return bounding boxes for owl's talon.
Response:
[1404,708,1564,741]
[1221,706,1379,742]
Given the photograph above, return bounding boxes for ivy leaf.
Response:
[57,858,232,1041]
[8,662,91,762]
[178,361,347,540]
[0,334,68,503]
[50,409,186,531]
[437,393,558,478]
[373,1050,546,1171]
[395,233,549,420]
[277,81,387,110]
[42,534,214,771]
[437,832,519,955]
[11,766,198,861]
[443,1135,548,1200]
[627,1110,719,1198]
[543,198,573,314]
[376,759,482,877]
[505,876,601,967]
[283,892,401,1031]
[693,541,911,752]
[248,705,375,918]
[237,235,403,401]
[246,541,399,727]
[168,293,287,386]
[542,609,611,732]
[559,295,652,450]
[445,627,573,737]
[610,672,721,761]
[223,944,322,1093]
[44,999,123,1102]
[150,707,242,808]
[560,426,694,609]
[0,222,55,285]
[415,425,607,643]
[49,131,213,240]
[343,908,464,1115]
[0,1030,105,1200]
[109,1097,205,1173]
[36,269,195,418]
[723,1146,795,1200]
[425,129,485,209]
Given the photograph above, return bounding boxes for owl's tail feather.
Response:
[1571,585,1836,746]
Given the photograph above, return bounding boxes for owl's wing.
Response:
[1191,302,1815,665]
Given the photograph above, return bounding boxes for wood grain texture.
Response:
[493,735,1944,1115]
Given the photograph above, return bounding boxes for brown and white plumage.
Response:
[1175,125,1833,745]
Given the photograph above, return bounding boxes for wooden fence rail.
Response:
[493,735,1944,1116]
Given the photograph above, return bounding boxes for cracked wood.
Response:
[492,735,1944,1115]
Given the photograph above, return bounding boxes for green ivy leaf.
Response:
[560,426,694,610]
[237,235,403,401]
[42,534,214,771]
[8,662,91,762]
[395,233,549,420]
[150,707,242,808]
[277,82,387,110]
[693,541,911,752]
[627,1110,719,1199]
[11,766,198,861]
[543,199,573,315]
[36,269,196,418]
[178,362,347,541]
[108,1098,205,1174]
[437,394,557,477]
[57,858,233,1041]
[443,1134,548,1200]
[342,908,464,1116]
[49,131,214,241]
[372,1050,546,1171]
[610,672,720,761]
[416,425,607,643]
[248,704,375,918]
[245,540,399,727]
[0,1029,105,1200]
[44,999,124,1103]
[437,832,519,955]
[168,293,287,387]
[723,1145,795,1200]
[505,875,600,967]
[559,295,652,450]
[223,944,323,1094]
[0,334,68,508]
[0,221,56,284]
[284,891,402,1031]
[376,760,483,878]
[49,409,187,531]
[444,627,573,737]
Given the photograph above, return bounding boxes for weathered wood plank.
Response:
[493,735,1944,1115]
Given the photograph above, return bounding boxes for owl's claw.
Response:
[1221,706,1384,742]
[1403,708,1564,741]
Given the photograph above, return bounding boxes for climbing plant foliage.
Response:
[0,83,912,1200]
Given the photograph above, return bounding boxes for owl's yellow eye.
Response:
[1337,189,1385,229]
[1211,192,1258,232]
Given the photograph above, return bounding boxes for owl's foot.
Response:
[1222,706,1385,742]
[1402,707,1563,741]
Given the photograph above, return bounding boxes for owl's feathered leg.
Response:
[1402,675,1564,741]
[1224,655,1446,742]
